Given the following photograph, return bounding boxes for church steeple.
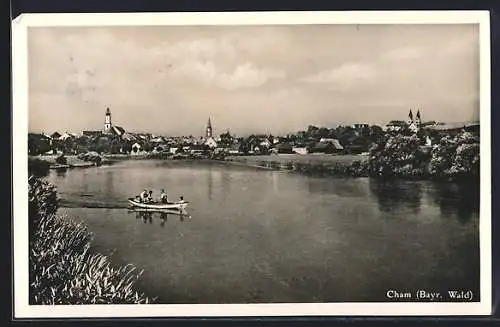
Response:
[415,109,421,125]
[206,117,213,138]
[104,107,112,134]
[407,109,414,125]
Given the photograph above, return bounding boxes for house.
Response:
[274,143,294,154]
[309,142,337,154]
[420,121,438,128]
[351,123,369,130]
[309,138,344,154]
[151,136,166,144]
[205,137,218,149]
[260,139,272,148]
[111,126,126,137]
[121,132,137,142]
[425,135,432,146]
[227,144,242,155]
[427,122,468,133]
[130,142,142,155]
[319,138,344,150]
[292,147,308,155]
[58,132,76,141]
[384,120,408,132]
[51,131,62,139]
[189,144,209,153]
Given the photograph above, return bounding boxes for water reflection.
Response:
[306,177,369,198]
[368,178,478,223]
[369,179,422,214]
[220,170,231,199]
[207,169,213,201]
[130,209,192,226]
[104,170,114,199]
[55,168,68,177]
[428,182,479,224]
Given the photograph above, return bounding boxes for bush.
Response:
[28,176,58,227]
[29,176,152,304]
[369,131,479,180]
[77,152,102,165]
[28,157,50,178]
[55,155,67,165]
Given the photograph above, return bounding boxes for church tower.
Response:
[206,117,213,138]
[104,108,112,134]
[407,109,414,126]
[415,109,421,127]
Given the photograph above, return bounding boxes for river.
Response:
[46,159,480,303]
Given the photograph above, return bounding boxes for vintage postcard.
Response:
[12,11,491,317]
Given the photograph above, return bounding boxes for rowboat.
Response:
[127,198,189,211]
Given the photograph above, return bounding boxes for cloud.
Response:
[299,62,376,87]
[381,46,425,60]
[159,37,237,62]
[169,61,286,90]
[28,25,480,135]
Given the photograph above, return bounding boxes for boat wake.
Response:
[58,199,128,209]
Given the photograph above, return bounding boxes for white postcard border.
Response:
[12,10,492,318]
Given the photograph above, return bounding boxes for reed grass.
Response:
[29,175,153,305]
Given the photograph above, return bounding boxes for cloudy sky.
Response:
[28,24,479,136]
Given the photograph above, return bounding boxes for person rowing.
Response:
[139,189,148,203]
[160,189,168,203]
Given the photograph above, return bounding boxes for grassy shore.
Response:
[224,154,368,177]
[29,175,153,304]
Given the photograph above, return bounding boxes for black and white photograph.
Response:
[12,11,491,317]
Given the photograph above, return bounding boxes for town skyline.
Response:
[28,24,479,136]
[29,109,469,139]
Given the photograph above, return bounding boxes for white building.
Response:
[292,147,308,155]
[205,137,218,149]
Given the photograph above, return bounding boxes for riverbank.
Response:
[32,135,480,183]
[29,175,153,304]
[224,154,369,177]
[31,155,105,169]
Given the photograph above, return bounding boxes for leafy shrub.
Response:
[77,152,102,165]
[29,175,58,227]
[369,130,479,180]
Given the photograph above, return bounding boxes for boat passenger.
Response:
[160,189,168,203]
[148,190,154,203]
[140,189,148,203]
[178,196,186,204]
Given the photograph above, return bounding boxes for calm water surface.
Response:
[47,159,480,303]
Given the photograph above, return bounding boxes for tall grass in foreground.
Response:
[29,175,153,304]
